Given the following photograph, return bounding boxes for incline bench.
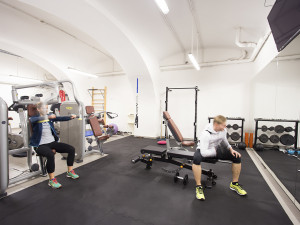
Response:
[132,111,218,188]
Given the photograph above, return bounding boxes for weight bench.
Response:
[132,111,218,188]
[163,111,195,151]
[85,106,110,155]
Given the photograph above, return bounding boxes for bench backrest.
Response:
[85,106,103,137]
[163,111,184,143]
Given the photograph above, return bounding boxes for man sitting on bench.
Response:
[192,115,247,201]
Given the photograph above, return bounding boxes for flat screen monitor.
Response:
[267,0,300,51]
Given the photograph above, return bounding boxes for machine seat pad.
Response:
[182,141,195,146]
[167,149,194,160]
[141,145,167,155]
[97,135,110,141]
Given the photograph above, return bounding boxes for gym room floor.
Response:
[0,136,297,225]
[6,128,129,196]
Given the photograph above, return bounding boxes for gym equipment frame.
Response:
[254,118,299,149]
[165,86,199,142]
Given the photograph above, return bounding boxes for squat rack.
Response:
[165,86,199,142]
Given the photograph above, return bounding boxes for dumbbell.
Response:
[260,125,275,132]
[226,132,241,141]
[226,124,241,130]
[131,156,141,163]
[174,172,189,185]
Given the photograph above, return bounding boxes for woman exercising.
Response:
[192,115,247,201]
[29,102,79,189]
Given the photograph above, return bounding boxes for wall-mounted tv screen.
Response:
[268,0,300,52]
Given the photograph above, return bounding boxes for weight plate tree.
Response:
[208,117,245,144]
[254,118,299,150]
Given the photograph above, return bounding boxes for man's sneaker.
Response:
[196,186,205,201]
[230,182,247,196]
[66,170,79,179]
[48,178,62,189]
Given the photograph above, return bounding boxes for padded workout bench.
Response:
[85,106,110,155]
[132,112,218,188]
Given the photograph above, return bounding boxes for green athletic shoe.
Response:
[66,170,79,179]
[48,178,62,189]
[196,186,205,201]
[230,182,247,196]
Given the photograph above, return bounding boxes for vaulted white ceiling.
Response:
[0,0,274,75]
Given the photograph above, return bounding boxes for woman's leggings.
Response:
[36,141,75,173]
[193,145,241,165]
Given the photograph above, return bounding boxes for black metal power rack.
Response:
[165,86,199,142]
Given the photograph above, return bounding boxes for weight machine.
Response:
[0,81,64,199]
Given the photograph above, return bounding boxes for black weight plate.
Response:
[230,132,240,141]
[280,134,295,146]
[232,124,239,130]
[275,125,285,134]
[261,125,268,132]
[269,126,274,131]
[227,133,229,139]
[285,126,294,132]
[269,135,280,144]
[258,134,269,143]
[227,124,232,129]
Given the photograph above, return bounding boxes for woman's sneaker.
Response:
[196,186,205,201]
[66,170,79,179]
[48,178,62,189]
[230,182,247,196]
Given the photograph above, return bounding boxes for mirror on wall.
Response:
[251,35,300,205]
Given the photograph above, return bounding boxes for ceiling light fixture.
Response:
[0,74,43,84]
[154,0,169,14]
[188,53,200,70]
[68,67,98,78]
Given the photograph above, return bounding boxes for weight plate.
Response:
[227,124,232,129]
[258,134,269,143]
[230,132,241,141]
[285,126,294,132]
[232,124,239,130]
[261,125,268,132]
[280,134,295,146]
[8,134,24,150]
[269,126,274,131]
[269,135,280,144]
[275,125,285,134]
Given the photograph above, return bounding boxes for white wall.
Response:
[252,59,300,120]
[159,63,254,139]
[0,52,56,128]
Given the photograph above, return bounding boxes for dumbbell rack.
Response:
[254,118,299,149]
[208,117,245,144]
